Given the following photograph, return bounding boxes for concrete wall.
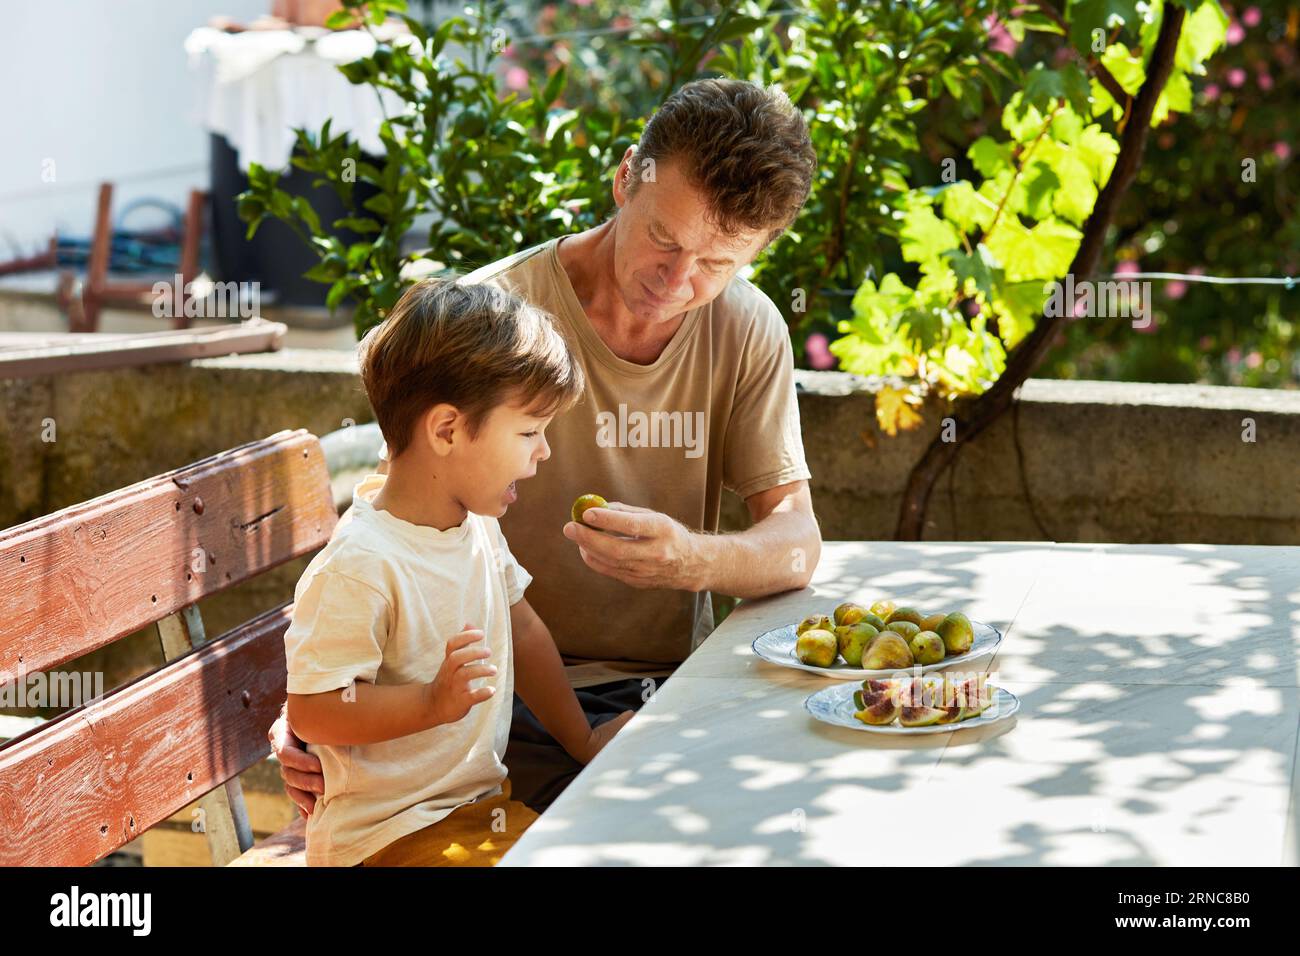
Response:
[2,350,1298,700]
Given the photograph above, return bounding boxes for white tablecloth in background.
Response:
[185,26,409,171]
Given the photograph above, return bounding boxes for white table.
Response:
[500,542,1300,866]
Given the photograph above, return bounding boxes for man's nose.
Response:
[659,253,694,293]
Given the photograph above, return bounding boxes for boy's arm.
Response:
[510,598,633,765]
[288,627,495,745]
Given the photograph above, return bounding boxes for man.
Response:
[271,77,822,815]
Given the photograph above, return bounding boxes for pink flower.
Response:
[1258,71,1274,90]
[1226,348,1242,365]
[1275,142,1292,160]
[984,15,1018,55]
[1243,6,1261,27]
[1116,259,1140,275]
[506,66,529,90]
[805,333,835,370]
[1203,83,1220,101]
[1166,280,1187,300]
[1227,21,1245,44]
[1228,67,1247,87]
[1246,351,1263,369]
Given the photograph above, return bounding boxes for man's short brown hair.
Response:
[627,78,816,243]
[359,279,584,458]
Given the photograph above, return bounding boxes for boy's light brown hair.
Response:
[359,279,584,458]
[627,78,816,244]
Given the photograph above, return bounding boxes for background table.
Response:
[500,542,1300,866]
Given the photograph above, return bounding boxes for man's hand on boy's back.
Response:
[268,712,324,819]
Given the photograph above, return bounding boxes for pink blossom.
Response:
[506,66,529,90]
[1166,280,1187,300]
[1258,71,1274,90]
[984,15,1018,55]
[1226,21,1245,44]
[1116,259,1140,275]
[1227,67,1247,87]
[1246,351,1263,369]
[805,333,835,370]
[1203,83,1220,101]
[1243,6,1261,27]
[1226,347,1242,365]
[1275,142,1292,160]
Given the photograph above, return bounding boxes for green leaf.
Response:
[1152,69,1192,125]
[1002,93,1051,143]
[946,244,1004,301]
[1075,124,1120,183]
[1067,0,1140,54]
[992,280,1050,347]
[324,9,355,31]
[899,200,961,267]
[940,181,996,233]
[1018,11,1066,35]
[542,66,568,106]
[986,217,1082,281]
[326,278,354,311]
[1175,0,1229,74]
[969,136,1014,178]
[1035,140,1097,223]
[1020,161,1060,220]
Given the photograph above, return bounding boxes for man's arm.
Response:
[510,597,632,764]
[697,478,821,598]
[561,478,821,599]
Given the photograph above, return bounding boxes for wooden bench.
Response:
[0,429,336,866]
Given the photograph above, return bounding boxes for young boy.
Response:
[284,279,631,867]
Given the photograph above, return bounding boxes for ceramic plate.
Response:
[752,620,1000,680]
[804,680,1020,735]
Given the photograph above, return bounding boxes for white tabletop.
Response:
[500,541,1300,866]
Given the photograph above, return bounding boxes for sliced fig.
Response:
[898,705,945,727]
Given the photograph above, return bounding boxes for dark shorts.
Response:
[504,675,669,814]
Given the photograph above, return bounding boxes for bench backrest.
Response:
[0,430,337,865]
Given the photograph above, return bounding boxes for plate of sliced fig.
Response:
[804,673,1020,735]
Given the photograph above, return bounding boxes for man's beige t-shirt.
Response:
[283,473,532,867]
[456,236,811,688]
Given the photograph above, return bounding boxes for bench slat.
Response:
[0,603,292,867]
[0,429,336,677]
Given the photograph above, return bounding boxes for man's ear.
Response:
[613,145,638,207]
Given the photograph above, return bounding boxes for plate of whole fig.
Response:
[751,599,1001,679]
[804,673,1020,735]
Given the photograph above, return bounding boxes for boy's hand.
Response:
[426,626,496,726]
[570,709,634,764]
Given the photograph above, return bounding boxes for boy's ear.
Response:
[422,403,461,455]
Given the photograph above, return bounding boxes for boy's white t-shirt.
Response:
[284,473,532,867]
